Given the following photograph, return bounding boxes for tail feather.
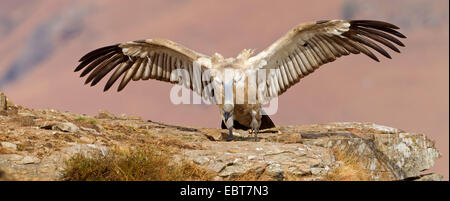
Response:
[260,115,276,129]
[221,120,250,130]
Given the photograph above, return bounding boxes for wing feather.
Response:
[91,57,127,86]
[250,20,405,97]
[85,54,122,84]
[104,61,133,91]
[75,39,211,93]
[132,58,145,81]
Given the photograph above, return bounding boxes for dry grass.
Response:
[323,148,372,181]
[62,145,215,181]
[72,117,100,131]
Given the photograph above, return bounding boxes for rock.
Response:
[80,127,99,135]
[201,128,226,141]
[40,121,79,133]
[265,163,284,180]
[0,154,23,161]
[291,122,441,180]
[311,167,328,175]
[79,136,95,144]
[61,144,110,158]
[219,160,252,178]
[96,110,116,119]
[119,114,142,120]
[18,112,36,118]
[0,154,41,165]
[56,122,79,133]
[19,156,41,165]
[174,123,441,181]
[232,131,249,138]
[411,173,443,181]
[0,101,442,181]
[178,141,333,180]
[208,162,227,173]
[1,142,18,150]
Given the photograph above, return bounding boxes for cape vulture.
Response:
[75,20,406,140]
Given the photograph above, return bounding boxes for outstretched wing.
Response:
[249,20,406,97]
[75,38,212,93]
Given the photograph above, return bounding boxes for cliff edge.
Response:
[0,93,442,181]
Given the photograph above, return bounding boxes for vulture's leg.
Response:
[250,109,260,141]
[227,127,234,141]
[253,128,259,141]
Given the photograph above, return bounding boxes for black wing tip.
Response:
[350,20,400,29]
[349,20,406,60]
[74,61,87,72]
[390,30,407,39]
[84,79,91,85]
[117,86,125,92]
[90,78,101,87]
[382,51,392,59]
[80,70,91,77]
[396,40,406,47]
[104,80,115,92]
[350,20,407,38]
[78,44,121,62]
[74,67,82,72]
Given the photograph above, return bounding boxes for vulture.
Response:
[75,19,406,140]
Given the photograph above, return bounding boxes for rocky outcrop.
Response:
[0,93,442,181]
[180,123,441,181]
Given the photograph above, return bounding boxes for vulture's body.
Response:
[75,20,406,140]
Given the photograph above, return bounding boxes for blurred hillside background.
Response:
[0,0,448,179]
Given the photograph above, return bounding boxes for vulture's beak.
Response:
[224,112,230,121]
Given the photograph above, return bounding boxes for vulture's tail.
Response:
[220,115,276,130]
[260,115,276,129]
